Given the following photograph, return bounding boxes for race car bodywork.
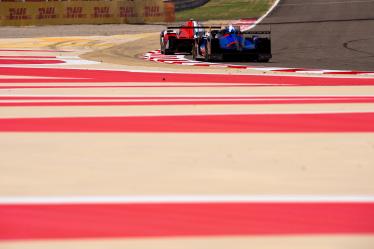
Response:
[192,26,272,62]
[160,20,204,55]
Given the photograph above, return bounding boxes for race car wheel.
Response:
[192,42,197,60]
[161,44,172,55]
[257,54,270,63]
[257,58,270,63]
[164,49,173,55]
[160,35,165,54]
[204,44,211,62]
[164,38,175,55]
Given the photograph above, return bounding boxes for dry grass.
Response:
[176,0,274,21]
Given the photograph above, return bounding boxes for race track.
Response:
[257,0,374,70]
[180,0,374,71]
[0,0,374,248]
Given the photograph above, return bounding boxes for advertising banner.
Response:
[0,0,173,26]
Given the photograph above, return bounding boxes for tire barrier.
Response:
[172,0,209,11]
[0,0,175,26]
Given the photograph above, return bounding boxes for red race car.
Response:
[160,19,206,55]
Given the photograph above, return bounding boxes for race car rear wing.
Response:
[242,31,271,34]
[167,26,222,30]
[167,26,271,34]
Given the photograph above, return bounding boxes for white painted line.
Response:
[57,56,81,59]
[245,0,282,30]
[1,195,374,204]
[61,59,100,65]
[295,70,326,74]
[0,61,98,66]
[252,67,293,71]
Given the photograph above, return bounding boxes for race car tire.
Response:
[257,58,270,63]
[160,35,166,54]
[161,44,173,55]
[257,54,270,63]
[192,41,203,61]
[165,49,173,55]
[164,38,176,55]
[192,43,197,60]
[204,44,211,62]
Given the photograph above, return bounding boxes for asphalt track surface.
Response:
[1,0,373,71]
[253,0,374,70]
[181,0,374,71]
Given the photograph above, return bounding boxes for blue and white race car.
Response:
[192,25,272,62]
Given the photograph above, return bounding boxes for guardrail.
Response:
[171,0,209,11]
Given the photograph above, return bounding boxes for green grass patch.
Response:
[176,0,274,21]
